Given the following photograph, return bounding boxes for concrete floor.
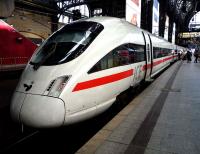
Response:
[76,60,200,154]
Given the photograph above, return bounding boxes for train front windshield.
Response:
[30,21,104,70]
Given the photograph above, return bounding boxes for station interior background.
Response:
[0,0,200,50]
[0,1,200,153]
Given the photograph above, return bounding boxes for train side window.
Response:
[88,44,131,74]
[153,47,173,58]
[128,44,145,63]
[100,56,108,70]
[162,48,166,57]
[163,48,168,56]
[89,61,101,72]
[107,53,114,68]
[153,47,156,58]
[167,49,170,56]
[153,47,161,58]
[116,49,130,65]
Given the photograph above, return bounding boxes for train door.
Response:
[142,32,153,81]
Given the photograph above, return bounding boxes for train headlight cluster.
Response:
[45,75,71,97]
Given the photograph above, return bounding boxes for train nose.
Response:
[10,92,65,128]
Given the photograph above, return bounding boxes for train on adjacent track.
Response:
[10,17,185,128]
[0,20,37,71]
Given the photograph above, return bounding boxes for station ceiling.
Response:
[166,0,200,29]
[43,0,200,31]
[56,0,200,26]
[1,0,200,32]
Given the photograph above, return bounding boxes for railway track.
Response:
[0,83,148,154]
[0,129,39,153]
[0,69,152,153]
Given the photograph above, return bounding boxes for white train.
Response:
[10,17,179,128]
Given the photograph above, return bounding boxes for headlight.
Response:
[44,76,71,97]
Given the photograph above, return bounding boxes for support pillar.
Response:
[141,0,153,33]
[168,17,173,42]
[51,2,59,33]
[159,0,166,37]
[51,15,58,33]
[175,23,180,45]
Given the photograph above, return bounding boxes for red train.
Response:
[0,20,37,71]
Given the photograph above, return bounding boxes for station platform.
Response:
[76,60,200,154]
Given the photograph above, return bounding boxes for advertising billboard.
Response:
[152,0,159,36]
[126,0,141,27]
[172,23,176,44]
[164,15,169,40]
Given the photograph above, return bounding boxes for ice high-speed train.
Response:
[0,20,37,71]
[11,17,179,128]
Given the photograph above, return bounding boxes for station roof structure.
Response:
[166,0,200,31]
[1,0,200,32]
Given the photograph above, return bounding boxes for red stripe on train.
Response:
[142,64,151,71]
[142,56,174,71]
[73,69,134,92]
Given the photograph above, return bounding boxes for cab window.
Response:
[30,21,104,70]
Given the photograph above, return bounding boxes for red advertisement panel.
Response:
[132,0,139,6]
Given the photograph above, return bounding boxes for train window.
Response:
[163,48,170,56]
[88,44,145,74]
[153,47,172,59]
[128,44,145,63]
[30,21,104,69]
[162,48,166,56]
[163,49,166,56]
[89,44,130,73]
[115,49,130,66]
[153,47,162,58]
[107,52,114,68]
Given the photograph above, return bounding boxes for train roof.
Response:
[85,16,123,25]
[84,16,139,32]
[61,17,180,50]
[82,17,174,46]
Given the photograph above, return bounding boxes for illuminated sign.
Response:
[132,0,139,6]
[179,32,200,38]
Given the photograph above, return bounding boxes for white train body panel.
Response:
[149,35,174,77]
[10,17,179,128]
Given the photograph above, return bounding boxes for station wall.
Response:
[5,9,52,44]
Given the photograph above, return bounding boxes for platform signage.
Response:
[126,0,141,27]
[179,32,200,38]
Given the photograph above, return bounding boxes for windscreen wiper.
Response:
[29,61,39,69]
[31,42,57,71]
